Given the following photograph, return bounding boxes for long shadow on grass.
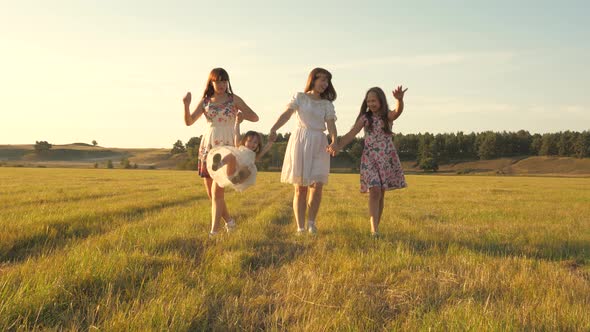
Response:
[2,195,203,264]
[9,188,162,209]
[188,201,305,330]
[393,231,590,262]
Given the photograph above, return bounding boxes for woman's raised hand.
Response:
[183,92,192,106]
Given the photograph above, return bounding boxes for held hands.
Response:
[268,130,277,143]
[392,85,408,100]
[326,143,339,156]
[183,92,192,106]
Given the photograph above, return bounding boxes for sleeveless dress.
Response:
[281,92,336,186]
[206,145,257,192]
[197,95,237,178]
[359,114,407,193]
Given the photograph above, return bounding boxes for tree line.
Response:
[172,130,590,171]
[27,130,590,172]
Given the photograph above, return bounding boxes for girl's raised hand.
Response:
[236,111,244,124]
[183,92,192,106]
[392,86,408,100]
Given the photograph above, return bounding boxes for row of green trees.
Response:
[394,130,590,161]
[172,130,590,171]
[395,130,590,170]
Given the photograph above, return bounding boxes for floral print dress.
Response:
[198,95,237,178]
[359,113,407,193]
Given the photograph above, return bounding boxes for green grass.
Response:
[0,168,589,330]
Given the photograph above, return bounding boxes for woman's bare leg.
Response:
[293,185,308,230]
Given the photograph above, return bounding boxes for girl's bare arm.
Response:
[183,92,205,126]
[233,95,259,122]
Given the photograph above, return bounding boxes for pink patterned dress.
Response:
[359,114,407,193]
[198,95,237,178]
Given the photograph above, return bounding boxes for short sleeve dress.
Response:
[281,92,336,186]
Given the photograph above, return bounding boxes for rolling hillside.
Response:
[1,144,590,176]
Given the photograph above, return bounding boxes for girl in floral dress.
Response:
[330,86,408,237]
[183,68,259,236]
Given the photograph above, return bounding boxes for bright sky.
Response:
[1,0,589,148]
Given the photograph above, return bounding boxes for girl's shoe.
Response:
[225,219,236,233]
[296,228,306,236]
[208,231,218,238]
[371,232,381,239]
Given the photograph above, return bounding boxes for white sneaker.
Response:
[296,228,306,236]
[225,219,236,233]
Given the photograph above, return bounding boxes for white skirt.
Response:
[207,146,257,192]
[281,127,330,186]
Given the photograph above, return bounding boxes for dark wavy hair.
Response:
[202,68,234,98]
[304,68,336,101]
[356,87,392,134]
[240,131,264,156]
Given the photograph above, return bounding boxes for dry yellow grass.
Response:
[0,168,589,330]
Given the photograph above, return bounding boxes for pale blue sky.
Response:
[1,0,589,148]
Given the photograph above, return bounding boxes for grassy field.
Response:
[0,168,589,330]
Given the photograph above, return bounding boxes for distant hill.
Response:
[401,156,590,176]
[0,144,174,169]
[1,144,589,176]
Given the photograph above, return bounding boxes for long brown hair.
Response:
[240,131,264,156]
[304,68,337,101]
[355,87,392,134]
[202,68,234,99]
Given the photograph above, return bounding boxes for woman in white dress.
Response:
[269,68,338,234]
